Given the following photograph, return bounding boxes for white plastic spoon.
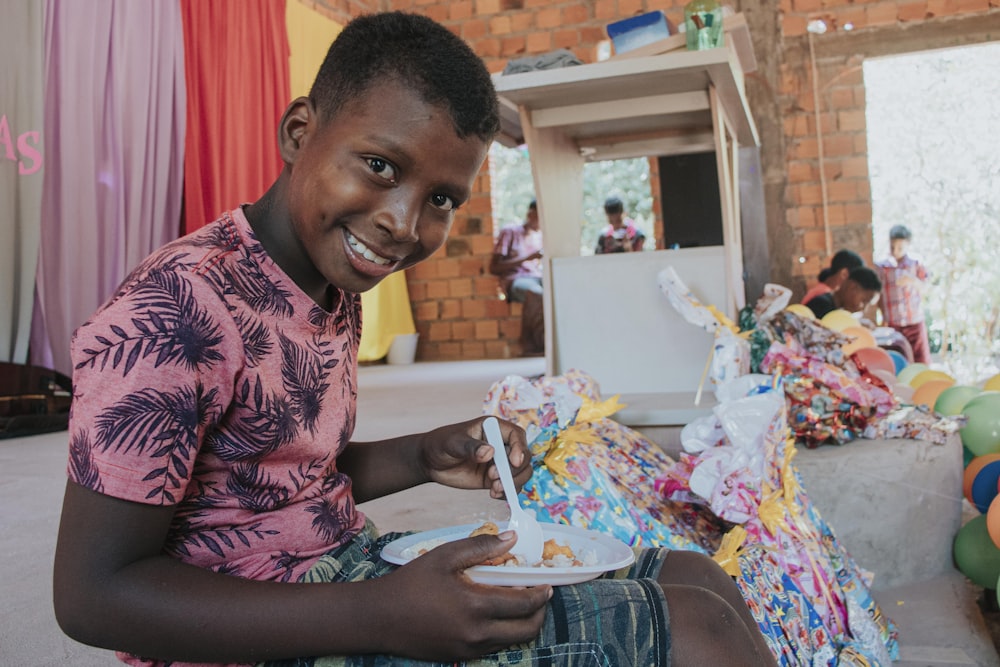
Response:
[482,416,544,564]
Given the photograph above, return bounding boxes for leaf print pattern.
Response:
[94,384,220,504]
[206,375,299,461]
[279,333,332,434]
[67,210,364,582]
[68,430,103,492]
[75,268,225,376]
[227,461,291,512]
[234,311,273,367]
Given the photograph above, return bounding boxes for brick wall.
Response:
[313,0,1000,360]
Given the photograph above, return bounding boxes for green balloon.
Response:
[965,445,976,468]
[954,515,1000,588]
[935,385,981,416]
[962,393,1000,456]
[897,362,928,384]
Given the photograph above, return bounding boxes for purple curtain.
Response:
[30,0,186,375]
[0,1,45,364]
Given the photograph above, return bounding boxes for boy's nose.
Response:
[373,199,420,243]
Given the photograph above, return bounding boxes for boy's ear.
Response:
[278,97,317,164]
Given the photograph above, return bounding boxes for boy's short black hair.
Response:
[889,224,913,241]
[603,197,624,214]
[849,266,882,292]
[830,249,863,272]
[309,12,499,142]
[528,199,537,210]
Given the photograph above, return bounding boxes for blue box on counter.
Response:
[606,11,673,54]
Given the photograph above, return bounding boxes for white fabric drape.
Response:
[0,1,45,364]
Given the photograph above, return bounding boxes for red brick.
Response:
[475,320,500,340]
[415,301,439,321]
[449,278,473,298]
[823,133,855,158]
[594,0,617,20]
[487,299,513,317]
[510,11,534,32]
[490,15,512,34]
[537,7,561,28]
[439,299,462,320]
[897,0,928,20]
[827,180,858,203]
[462,340,487,357]
[865,3,898,25]
[788,161,815,183]
[461,299,488,319]
[840,156,869,179]
[485,340,513,358]
[477,38,502,58]
[502,35,527,56]
[425,280,450,299]
[553,29,580,49]
[845,202,873,224]
[427,321,452,342]
[449,0,474,20]
[782,15,808,36]
[436,342,463,360]
[437,258,461,279]
[562,4,589,24]
[406,280,427,301]
[422,4,449,21]
[410,261,438,280]
[526,32,552,53]
[452,320,476,340]
[463,18,488,40]
[476,0,500,14]
[618,0,644,16]
[474,276,500,296]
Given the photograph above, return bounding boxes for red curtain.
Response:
[179,0,290,234]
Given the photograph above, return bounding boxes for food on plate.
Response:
[405,522,597,569]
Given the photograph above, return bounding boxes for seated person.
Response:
[490,199,544,355]
[800,249,863,305]
[805,266,882,319]
[595,196,645,253]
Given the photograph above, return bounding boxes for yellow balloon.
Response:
[785,304,816,320]
[910,369,955,390]
[820,309,859,332]
[985,374,1000,393]
[841,326,877,356]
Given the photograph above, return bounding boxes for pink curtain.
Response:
[179,0,289,233]
[30,0,186,375]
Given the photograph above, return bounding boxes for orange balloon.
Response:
[912,380,954,409]
[988,495,1000,549]
[965,454,1000,504]
[852,346,895,377]
[910,369,955,390]
[841,327,877,356]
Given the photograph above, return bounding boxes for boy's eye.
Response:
[430,194,457,212]
[366,157,397,182]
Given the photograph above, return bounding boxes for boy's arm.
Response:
[54,480,549,663]
[338,417,533,503]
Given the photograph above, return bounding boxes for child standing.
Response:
[876,224,931,364]
[53,12,774,667]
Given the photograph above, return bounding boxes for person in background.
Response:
[595,196,645,254]
[53,14,776,667]
[805,266,882,319]
[800,249,864,305]
[490,199,544,355]
[876,224,931,364]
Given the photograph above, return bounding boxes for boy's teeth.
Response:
[347,233,391,266]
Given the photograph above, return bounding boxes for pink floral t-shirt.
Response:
[68,208,367,589]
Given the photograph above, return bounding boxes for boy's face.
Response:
[837,279,879,313]
[606,210,624,229]
[283,79,489,296]
[890,238,909,261]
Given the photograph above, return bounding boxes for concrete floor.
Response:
[2,357,997,666]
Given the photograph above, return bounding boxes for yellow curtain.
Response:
[285,1,416,362]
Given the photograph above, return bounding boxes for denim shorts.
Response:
[260,522,670,667]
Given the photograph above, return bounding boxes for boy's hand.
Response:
[380,532,552,660]
[418,417,533,499]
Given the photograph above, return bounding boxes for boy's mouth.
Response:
[345,231,393,266]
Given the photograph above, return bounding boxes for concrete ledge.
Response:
[795,435,964,590]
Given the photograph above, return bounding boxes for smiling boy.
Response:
[54,12,774,667]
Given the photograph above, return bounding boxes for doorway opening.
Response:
[864,41,1000,383]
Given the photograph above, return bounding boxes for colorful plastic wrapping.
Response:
[483,370,899,665]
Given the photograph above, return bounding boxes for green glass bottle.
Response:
[684,0,724,51]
